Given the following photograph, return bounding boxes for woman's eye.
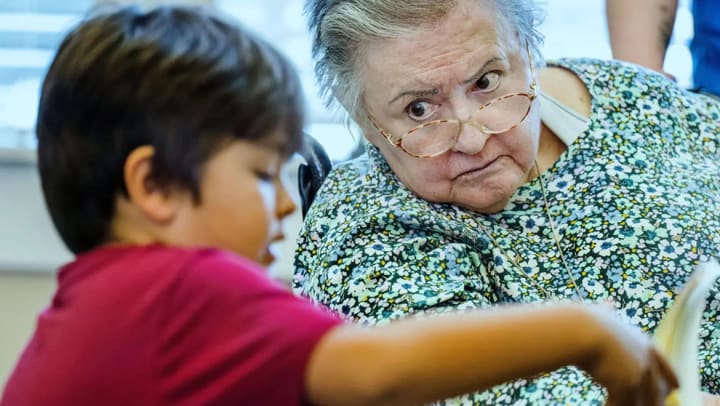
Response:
[475,71,502,92]
[406,101,435,121]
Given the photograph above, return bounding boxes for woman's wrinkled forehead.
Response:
[362,0,518,56]
[358,1,523,103]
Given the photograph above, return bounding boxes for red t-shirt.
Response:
[1,245,342,405]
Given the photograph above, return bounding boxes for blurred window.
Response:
[0,0,693,160]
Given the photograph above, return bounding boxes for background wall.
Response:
[0,0,694,388]
[0,155,65,385]
[0,272,55,385]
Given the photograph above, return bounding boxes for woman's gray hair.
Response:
[306,0,545,124]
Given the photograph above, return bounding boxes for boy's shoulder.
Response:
[63,244,281,306]
[4,247,340,405]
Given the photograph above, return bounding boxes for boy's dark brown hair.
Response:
[37,5,305,255]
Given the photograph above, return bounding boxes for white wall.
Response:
[0,154,68,386]
[0,272,55,386]
[0,153,72,273]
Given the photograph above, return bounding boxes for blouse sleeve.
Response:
[688,93,720,156]
[700,282,720,392]
[294,208,497,325]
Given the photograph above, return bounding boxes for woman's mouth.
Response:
[454,156,503,180]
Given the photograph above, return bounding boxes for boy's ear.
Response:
[123,146,181,223]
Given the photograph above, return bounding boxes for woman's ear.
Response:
[123,145,182,223]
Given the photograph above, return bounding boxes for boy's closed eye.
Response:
[254,169,277,183]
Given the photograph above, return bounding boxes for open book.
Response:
[653,260,720,406]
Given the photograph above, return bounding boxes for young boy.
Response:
[1,5,676,406]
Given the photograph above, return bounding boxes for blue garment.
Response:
[691,0,720,96]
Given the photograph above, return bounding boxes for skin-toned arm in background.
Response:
[306,303,677,406]
[606,0,678,73]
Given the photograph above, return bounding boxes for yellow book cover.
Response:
[653,260,720,406]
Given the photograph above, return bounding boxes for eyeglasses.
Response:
[368,53,537,159]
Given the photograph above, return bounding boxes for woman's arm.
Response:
[305,303,677,406]
[295,210,496,323]
[606,0,678,73]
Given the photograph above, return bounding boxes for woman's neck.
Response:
[538,123,567,173]
[529,65,593,179]
[526,123,566,182]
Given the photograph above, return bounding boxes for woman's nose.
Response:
[451,120,490,155]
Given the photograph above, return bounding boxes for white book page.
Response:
[653,260,720,406]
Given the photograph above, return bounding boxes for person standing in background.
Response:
[607,0,720,98]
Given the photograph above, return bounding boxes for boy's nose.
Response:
[276,180,296,220]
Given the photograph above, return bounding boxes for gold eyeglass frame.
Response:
[368,46,538,159]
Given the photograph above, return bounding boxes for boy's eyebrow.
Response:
[257,136,293,157]
[388,57,506,106]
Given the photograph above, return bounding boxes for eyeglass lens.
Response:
[401,94,532,157]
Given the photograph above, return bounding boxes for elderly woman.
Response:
[294,0,720,404]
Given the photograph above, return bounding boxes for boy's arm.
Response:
[305,303,677,406]
[606,0,678,73]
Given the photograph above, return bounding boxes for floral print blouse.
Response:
[293,58,720,405]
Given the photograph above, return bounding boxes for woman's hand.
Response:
[581,306,679,406]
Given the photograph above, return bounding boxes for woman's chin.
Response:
[415,186,516,214]
[458,196,511,214]
[453,180,522,214]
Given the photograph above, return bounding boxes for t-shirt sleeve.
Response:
[157,249,342,406]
